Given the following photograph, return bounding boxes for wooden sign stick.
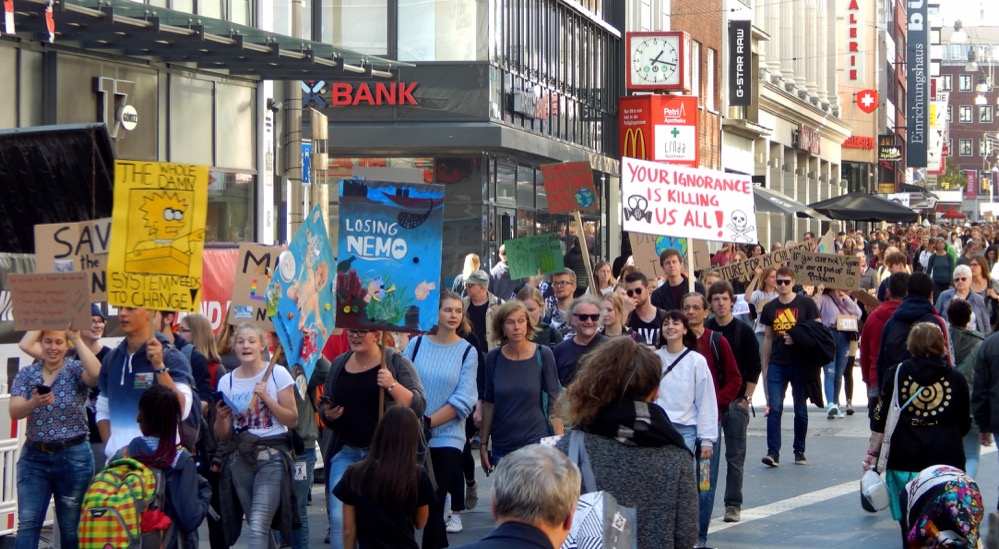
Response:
[247,346,284,411]
[572,211,595,292]
[686,243,695,293]
[378,331,389,419]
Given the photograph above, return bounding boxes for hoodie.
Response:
[859,299,902,390]
[112,436,211,549]
[875,296,949,392]
[870,356,970,473]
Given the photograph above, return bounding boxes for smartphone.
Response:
[212,390,226,403]
[319,395,337,408]
[36,384,51,395]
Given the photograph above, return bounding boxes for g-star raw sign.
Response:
[729,20,751,107]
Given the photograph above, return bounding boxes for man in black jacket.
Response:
[650,248,704,311]
[706,281,760,524]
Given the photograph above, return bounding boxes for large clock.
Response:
[627,31,689,91]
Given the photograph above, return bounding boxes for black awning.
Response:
[0,124,115,253]
[753,186,832,222]
[8,0,411,80]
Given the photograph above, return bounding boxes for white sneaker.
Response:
[446,514,463,533]
[827,404,839,420]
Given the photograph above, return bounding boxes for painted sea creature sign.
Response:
[265,206,336,379]
[107,160,208,312]
[336,179,445,333]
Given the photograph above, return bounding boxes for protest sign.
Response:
[265,206,336,379]
[230,243,281,330]
[336,179,445,333]
[817,230,836,254]
[9,272,91,330]
[629,234,711,279]
[790,249,861,290]
[540,161,598,214]
[107,160,208,312]
[34,217,112,300]
[716,248,793,282]
[505,234,564,279]
[622,156,756,244]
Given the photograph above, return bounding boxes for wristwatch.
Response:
[739,395,752,403]
[387,381,397,392]
[153,367,169,375]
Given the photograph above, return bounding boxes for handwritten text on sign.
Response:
[790,250,861,290]
[8,272,92,331]
[621,156,757,244]
[230,243,281,330]
[540,161,599,214]
[107,160,209,312]
[504,234,565,279]
[716,248,793,282]
[34,218,112,300]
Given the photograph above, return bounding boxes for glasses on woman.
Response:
[346,329,371,336]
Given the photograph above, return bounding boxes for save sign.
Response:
[621,156,757,244]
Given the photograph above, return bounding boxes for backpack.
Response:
[878,312,942,382]
[79,456,180,549]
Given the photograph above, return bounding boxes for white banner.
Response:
[621,156,757,244]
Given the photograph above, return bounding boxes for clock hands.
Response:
[648,51,677,68]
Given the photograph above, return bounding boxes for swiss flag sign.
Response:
[857,90,879,114]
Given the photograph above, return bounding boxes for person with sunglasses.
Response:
[623,271,668,349]
[553,296,609,386]
[319,327,426,549]
[759,266,820,468]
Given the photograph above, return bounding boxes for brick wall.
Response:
[673,0,723,169]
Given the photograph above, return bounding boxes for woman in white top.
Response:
[215,323,298,549]
[746,267,778,411]
[589,261,616,297]
[655,311,717,459]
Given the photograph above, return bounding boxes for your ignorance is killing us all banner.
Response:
[621,156,757,244]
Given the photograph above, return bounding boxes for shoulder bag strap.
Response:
[569,430,597,493]
[412,336,423,362]
[662,348,692,378]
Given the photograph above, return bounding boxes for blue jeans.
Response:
[823,331,851,407]
[766,362,809,458]
[15,442,93,549]
[230,448,287,549]
[697,429,721,544]
[327,445,368,549]
[274,447,316,549]
[673,423,697,454]
[964,425,980,479]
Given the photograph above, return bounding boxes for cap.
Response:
[465,270,490,288]
[91,304,106,320]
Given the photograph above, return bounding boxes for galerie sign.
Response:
[622,156,757,244]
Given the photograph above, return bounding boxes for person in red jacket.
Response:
[859,272,909,414]
[680,292,742,549]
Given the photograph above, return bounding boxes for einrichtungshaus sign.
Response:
[906,0,928,167]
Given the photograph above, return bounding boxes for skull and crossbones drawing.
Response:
[726,210,755,242]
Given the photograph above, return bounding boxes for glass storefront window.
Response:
[496,159,516,203]
[206,172,255,242]
[398,0,484,61]
[327,0,388,55]
[516,165,535,208]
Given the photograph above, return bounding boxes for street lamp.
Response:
[953,20,969,44]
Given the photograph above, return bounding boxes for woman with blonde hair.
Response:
[555,337,696,548]
[214,320,241,370]
[179,313,222,366]
[601,292,636,339]
[452,253,481,296]
[590,260,616,297]
[516,286,563,347]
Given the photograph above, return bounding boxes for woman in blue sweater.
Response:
[403,289,478,548]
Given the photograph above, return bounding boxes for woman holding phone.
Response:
[10,329,102,549]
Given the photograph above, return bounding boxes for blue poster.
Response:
[265,205,335,379]
[336,179,444,333]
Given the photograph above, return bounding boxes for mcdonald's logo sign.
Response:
[622,127,649,160]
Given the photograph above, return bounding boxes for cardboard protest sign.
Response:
[34,218,112,300]
[107,160,208,312]
[540,161,598,214]
[336,179,445,333]
[230,243,281,330]
[9,272,91,330]
[622,156,756,244]
[715,248,793,282]
[629,234,711,279]
[790,249,861,290]
[265,206,336,379]
[851,290,881,310]
[505,234,564,279]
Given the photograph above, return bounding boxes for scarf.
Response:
[582,400,689,453]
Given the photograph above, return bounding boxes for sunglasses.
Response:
[626,287,644,297]
[776,279,793,286]
[346,329,371,336]
[573,313,600,322]
[954,277,969,282]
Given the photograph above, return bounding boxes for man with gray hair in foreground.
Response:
[457,444,580,549]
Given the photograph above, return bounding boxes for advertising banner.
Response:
[230,243,281,330]
[336,179,445,333]
[504,234,565,279]
[879,134,902,162]
[539,162,598,214]
[34,217,111,300]
[8,272,91,330]
[619,95,699,166]
[906,0,928,167]
[266,206,335,378]
[622,156,757,244]
[790,249,861,290]
[107,160,209,312]
[966,171,979,200]
[728,20,752,106]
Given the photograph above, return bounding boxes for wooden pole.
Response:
[247,346,284,411]
[378,331,389,419]
[687,242,695,293]
[572,211,595,292]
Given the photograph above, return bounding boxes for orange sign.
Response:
[619,95,699,167]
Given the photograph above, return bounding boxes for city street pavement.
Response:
[207,395,999,548]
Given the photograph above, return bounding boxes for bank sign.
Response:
[302,80,420,108]
[906,0,928,167]
[619,95,699,167]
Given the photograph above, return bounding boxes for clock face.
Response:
[629,35,682,88]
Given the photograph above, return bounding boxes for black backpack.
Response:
[877,313,941,388]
